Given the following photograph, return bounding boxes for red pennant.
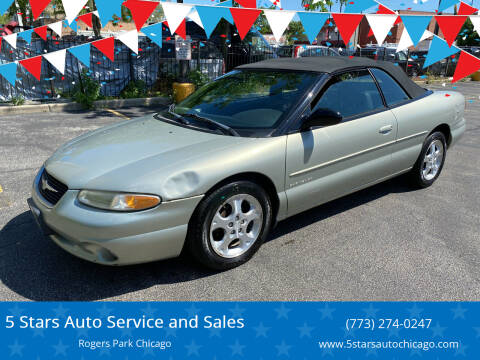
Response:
[77,13,93,28]
[34,25,48,41]
[29,0,52,20]
[435,15,467,47]
[230,8,262,40]
[453,51,480,82]
[458,1,478,15]
[92,37,115,62]
[20,56,42,81]
[124,0,159,31]
[236,0,257,8]
[175,19,187,40]
[377,4,396,14]
[332,14,364,47]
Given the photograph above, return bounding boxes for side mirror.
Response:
[301,108,342,131]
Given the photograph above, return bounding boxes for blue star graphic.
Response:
[297,323,314,338]
[275,341,292,356]
[8,340,25,356]
[318,304,335,320]
[454,342,467,356]
[342,325,356,339]
[8,304,25,317]
[406,303,424,318]
[274,304,291,319]
[53,340,69,356]
[229,340,246,356]
[32,327,45,338]
[120,327,133,337]
[52,304,69,318]
[97,304,113,318]
[387,326,400,338]
[253,322,270,338]
[185,304,201,318]
[366,347,378,357]
[77,327,89,338]
[141,304,157,317]
[209,327,222,338]
[451,304,467,320]
[185,340,202,356]
[409,348,422,357]
[362,304,379,319]
[143,346,155,356]
[431,322,446,338]
[165,327,177,338]
[100,347,111,356]
[229,304,246,318]
[474,327,480,338]
[321,347,334,357]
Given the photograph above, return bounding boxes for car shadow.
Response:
[0,175,415,301]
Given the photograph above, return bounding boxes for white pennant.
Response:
[62,0,89,24]
[470,16,480,37]
[263,10,296,43]
[161,2,193,35]
[48,21,63,38]
[43,49,67,75]
[396,29,433,52]
[187,8,204,29]
[3,34,17,49]
[118,30,139,54]
[366,14,397,46]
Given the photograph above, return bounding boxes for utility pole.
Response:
[14,0,24,27]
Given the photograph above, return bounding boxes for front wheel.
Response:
[186,181,273,270]
[409,131,447,188]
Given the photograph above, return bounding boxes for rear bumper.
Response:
[29,170,203,265]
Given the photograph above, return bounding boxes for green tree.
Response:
[456,18,478,46]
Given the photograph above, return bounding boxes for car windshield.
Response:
[159,70,320,137]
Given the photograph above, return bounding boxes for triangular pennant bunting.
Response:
[175,19,187,40]
[230,8,262,40]
[92,37,115,62]
[458,1,478,15]
[377,4,397,14]
[142,23,163,47]
[48,21,63,37]
[453,50,480,82]
[471,15,480,35]
[0,1,13,15]
[161,2,193,35]
[423,35,460,68]
[118,30,138,54]
[297,12,329,44]
[331,14,364,47]
[0,62,18,86]
[435,15,467,47]
[95,0,124,27]
[69,43,91,68]
[195,5,232,38]
[18,29,33,44]
[345,0,377,14]
[396,29,432,52]
[123,0,159,32]
[236,0,256,8]
[77,13,93,27]
[3,34,17,49]
[187,8,204,29]
[263,10,295,43]
[266,0,281,9]
[34,25,48,41]
[64,19,78,32]
[438,0,460,12]
[29,0,52,20]
[20,56,43,81]
[62,0,88,24]
[400,15,432,47]
[43,49,67,74]
[365,14,397,45]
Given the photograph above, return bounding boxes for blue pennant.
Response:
[196,5,233,38]
[0,62,18,86]
[438,0,459,12]
[298,12,329,44]
[69,43,91,68]
[18,29,33,44]
[143,23,163,48]
[64,19,78,32]
[400,15,432,47]
[0,1,13,14]
[344,0,377,13]
[423,36,460,68]
[95,0,124,27]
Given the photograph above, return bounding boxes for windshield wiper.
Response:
[167,104,190,125]
[182,113,240,137]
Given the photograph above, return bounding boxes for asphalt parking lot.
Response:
[0,82,479,301]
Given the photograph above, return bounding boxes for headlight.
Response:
[78,190,161,211]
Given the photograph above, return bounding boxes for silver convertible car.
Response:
[28,57,466,269]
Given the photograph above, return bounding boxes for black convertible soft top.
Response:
[237,56,427,99]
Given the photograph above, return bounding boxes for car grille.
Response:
[38,170,68,205]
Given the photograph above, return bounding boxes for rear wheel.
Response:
[186,181,273,270]
[409,132,447,188]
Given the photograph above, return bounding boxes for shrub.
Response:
[11,96,25,106]
[120,80,147,99]
[72,69,101,109]
[189,69,209,88]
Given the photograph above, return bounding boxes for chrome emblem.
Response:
[41,174,57,193]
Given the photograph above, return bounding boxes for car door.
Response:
[285,69,398,216]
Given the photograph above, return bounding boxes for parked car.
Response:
[356,46,422,77]
[294,45,340,57]
[29,57,465,270]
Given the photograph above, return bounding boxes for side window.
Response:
[313,70,385,119]
[370,68,410,106]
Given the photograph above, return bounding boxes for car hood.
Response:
[45,115,254,197]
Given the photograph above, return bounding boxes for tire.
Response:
[409,131,447,188]
[186,181,273,270]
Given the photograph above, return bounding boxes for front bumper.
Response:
[29,171,203,265]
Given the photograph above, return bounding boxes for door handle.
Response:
[379,125,393,134]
